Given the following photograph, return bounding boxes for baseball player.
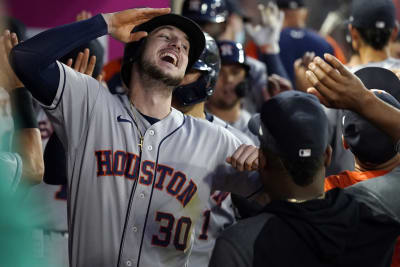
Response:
[11,8,261,267]
[171,32,255,266]
[206,40,259,144]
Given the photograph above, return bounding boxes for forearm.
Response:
[357,90,400,143]
[14,129,44,185]
[259,52,290,82]
[10,15,108,105]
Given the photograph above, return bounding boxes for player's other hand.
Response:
[102,8,171,43]
[226,144,259,171]
[76,10,92,22]
[0,30,23,92]
[306,53,371,112]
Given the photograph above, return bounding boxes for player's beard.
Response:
[139,55,184,87]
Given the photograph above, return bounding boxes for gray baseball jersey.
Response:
[40,62,260,267]
[189,115,256,267]
[230,109,259,146]
[350,57,400,73]
[24,107,69,267]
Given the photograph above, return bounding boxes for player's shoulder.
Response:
[184,114,242,144]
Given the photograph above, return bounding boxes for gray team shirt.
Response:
[41,62,260,267]
[230,110,259,146]
[350,57,400,73]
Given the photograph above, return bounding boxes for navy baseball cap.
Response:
[131,14,205,69]
[217,40,250,72]
[274,0,305,9]
[343,91,400,165]
[349,0,396,29]
[249,91,329,160]
[354,67,400,102]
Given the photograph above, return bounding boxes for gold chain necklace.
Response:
[130,102,144,152]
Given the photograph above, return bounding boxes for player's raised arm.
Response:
[306,53,400,145]
[9,8,170,106]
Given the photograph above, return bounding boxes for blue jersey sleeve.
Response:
[10,15,108,106]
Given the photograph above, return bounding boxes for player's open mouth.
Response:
[160,52,178,67]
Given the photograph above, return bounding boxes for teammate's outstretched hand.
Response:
[294,51,315,92]
[306,53,371,112]
[226,144,259,171]
[102,8,171,43]
[66,48,104,81]
[0,30,23,92]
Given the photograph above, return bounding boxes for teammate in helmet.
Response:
[181,0,228,39]
[206,40,259,144]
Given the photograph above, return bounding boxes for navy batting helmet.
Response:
[173,32,221,106]
[181,0,229,24]
[121,14,205,88]
[217,40,250,97]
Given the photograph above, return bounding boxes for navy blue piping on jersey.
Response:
[136,114,187,267]
[10,14,108,106]
[117,106,146,267]
[259,53,290,82]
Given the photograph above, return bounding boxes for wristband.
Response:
[10,87,38,129]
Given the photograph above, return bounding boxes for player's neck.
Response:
[358,45,390,65]
[206,101,241,124]
[185,102,206,119]
[355,154,400,172]
[130,69,174,120]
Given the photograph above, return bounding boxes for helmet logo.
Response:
[220,44,233,56]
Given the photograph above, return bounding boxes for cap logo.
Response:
[375,21,386,29]
[189,0,201,11]
[299,149,311,157]
[220,44,233,56]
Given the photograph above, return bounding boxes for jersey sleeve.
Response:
[345,167,400,223]
[40,61,104,150]
[0,152,23,193]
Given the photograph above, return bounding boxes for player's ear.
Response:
[342,135,349,150]
[349,25,360,50]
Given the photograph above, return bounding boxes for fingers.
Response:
[79,48,90,73]
[85,55,96,76]
[306,87,332,107]
[66,58,73,67]
[72,52,84,71]
[323,53,351,77]
[134,7,171,20]
[130,31,148,42]
[305,70,335,102]
[227,145,259,171]
[96,70,105,82]
[76,10,92,22]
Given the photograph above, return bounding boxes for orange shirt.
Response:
[325,169,400,267]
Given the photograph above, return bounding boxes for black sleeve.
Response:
[43,133,67,185]
[259,53,290,82]
[209,237,249,267]
[10,14,108,106]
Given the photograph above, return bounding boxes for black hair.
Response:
[261,143,324,187]
[356,27,393,50]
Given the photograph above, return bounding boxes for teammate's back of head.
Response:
[343,91,400,166]
[250,91,330,197]
[349,0,397,50]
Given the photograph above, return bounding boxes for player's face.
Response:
[208,63,246,109]
[140,26,190,86]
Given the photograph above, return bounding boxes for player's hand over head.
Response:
[0,30,23,92]
[266,74,292,99]
[294,51,315,92]
[245,2,284,54]
[226,144,259,171]
[306,53,371,112]
[102,8,171,43]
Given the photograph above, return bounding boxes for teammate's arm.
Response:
[306,54,400,144]
[10,8,170,105]
[0,31,43,187]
